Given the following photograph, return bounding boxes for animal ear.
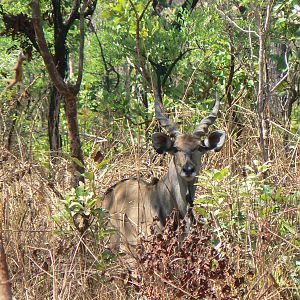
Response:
[152,132,174,154]
[202,130,226,152]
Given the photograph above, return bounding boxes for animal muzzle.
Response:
[181,164,196,179]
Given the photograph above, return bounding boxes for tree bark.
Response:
[48,87,61,158]
[256,4,272,163]
[65,94,85,183]
[47,1,69,157]
[30,0,90,184]
[225,37,243,141]
[257,32,270,163]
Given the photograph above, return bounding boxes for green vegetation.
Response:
[0,0,299,299]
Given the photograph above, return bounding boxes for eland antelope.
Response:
[102,96,226,249]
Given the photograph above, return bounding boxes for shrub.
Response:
[127,213,249,299]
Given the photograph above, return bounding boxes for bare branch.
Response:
[65,0,97,28]
[128,0,180,135]
[30,0,69,95]
[0,53,28,96]
[256,2,274,163]
[64,0,81,29]
[90,22,109,72]
[89,20,120,90]
[138,0,152,22]
[216,7,259,37]
[264,1,275,32]
[225,37,235,107]
[128,0,152,87]
[74,0,88,92]
[162,48,195,86]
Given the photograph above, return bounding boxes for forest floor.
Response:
[1,124,299,299]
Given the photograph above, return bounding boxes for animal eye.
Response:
[171,146,178,153]
[197,144,206,152]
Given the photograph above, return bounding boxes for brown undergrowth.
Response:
[0,118,299,299]
[130,215,250,299]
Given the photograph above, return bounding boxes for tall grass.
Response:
[0,112,299,299]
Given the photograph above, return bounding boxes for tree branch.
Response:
[256,3,273,163]
[216,7,259,37]
[162,48,195,86]
[64,0,97,30]
[174,0,199,29]
[64,0,80,29]
[30,0,69,95]
[89,21,120,91]
[225,38,235,107]
[74,0,88,92]
[128,0,152,88]
[138,0,152,22]
[52,0,63,32]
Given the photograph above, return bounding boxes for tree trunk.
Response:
[48,86,61,159]
[283,87,298,155]
[30,0,96,185]
[257,32,270,163]
[256,5,272,163]
[48,27,68,159]
[65,94,85,185]
[225,40,243,142]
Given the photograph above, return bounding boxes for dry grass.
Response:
[0,114,299,299]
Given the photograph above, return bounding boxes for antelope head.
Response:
[152,97,226,182]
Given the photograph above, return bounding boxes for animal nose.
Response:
[183,164,195,176]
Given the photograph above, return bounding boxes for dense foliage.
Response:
[0,0,299,299]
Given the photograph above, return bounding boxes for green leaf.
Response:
[69,201,84,210]
[195,207,208,217]
[253,160,260,166]
[257,162,271,173]
[213,167,230,181]
[70,157,85,168]
[282,221,297,235]
[195,195,210,203]
[84,171,94,181]
[250,229,258,235]
[262,184,272,195]
[96,158,111,169]
[274,80,289,93]
[102,10,112,19]
[114,3,123,13]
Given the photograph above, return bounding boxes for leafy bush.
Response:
[53,178,113,240]
[125,213,250,299]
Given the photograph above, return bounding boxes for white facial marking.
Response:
[180,171,196,181]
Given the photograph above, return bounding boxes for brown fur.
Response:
[174,135,201,152]
[101,131,225,251]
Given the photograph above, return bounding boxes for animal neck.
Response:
[159,158,197,219]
